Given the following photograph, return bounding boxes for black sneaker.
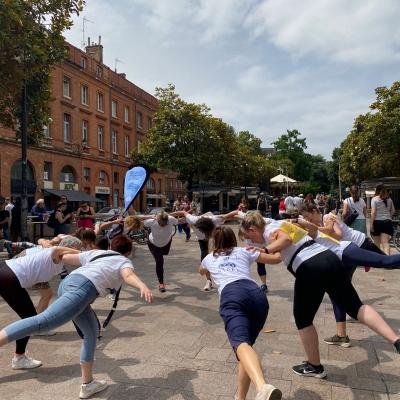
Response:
[292,361,327,378]
[394,339,400,354]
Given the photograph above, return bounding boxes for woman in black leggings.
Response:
[0,244,79,370]
[240,212,400,378]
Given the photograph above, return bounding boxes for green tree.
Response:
[0,0,84,142]
[137,85,239,192]
[340,81,400,183]
[272,129,311,181]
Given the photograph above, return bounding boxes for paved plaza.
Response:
[0,228,399,399]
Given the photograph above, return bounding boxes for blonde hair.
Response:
[157,210,169,223]
[239,211,266,240]
[124,215,141,231]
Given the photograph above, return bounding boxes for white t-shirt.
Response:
[344,197,366,220]
[314,232,351,260]
[263,220,326,273]
[371,197,393,221]
[5,247,64,288]
[323,213,365,247]
[201,247,260,295]
[185,214,224,240]
[284,196,295,210]
[71,250,134,297]
[144,216,178,247]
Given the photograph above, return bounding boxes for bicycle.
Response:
[127,228,149,245]
[391,219,400,252]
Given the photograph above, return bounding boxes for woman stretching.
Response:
[0,235,153,399]
[200,226,282,400]
[298,202,400,347]
[240,212,400,379]
[143,210,181,292]
[0,241,80,370]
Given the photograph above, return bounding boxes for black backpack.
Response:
[47,210,57,228]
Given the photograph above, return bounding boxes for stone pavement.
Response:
[0,229,399,399]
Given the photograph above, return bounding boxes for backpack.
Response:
[47,210,57,228]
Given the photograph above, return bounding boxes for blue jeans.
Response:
[4,274,99,362]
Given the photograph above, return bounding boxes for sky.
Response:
[64,0,400,159]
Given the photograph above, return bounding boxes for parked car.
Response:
[95,207,123,221]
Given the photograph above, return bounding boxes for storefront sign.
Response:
[95,186,111,194]
[59,182,78,190]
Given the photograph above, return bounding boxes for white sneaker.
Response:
[79,379,108,399]
[255,383,282,400]
[33,330,57,336]
[203,280,213,291]
[11,354,42,370]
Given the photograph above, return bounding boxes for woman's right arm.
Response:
[265,230,292,253]
[256,251,281,264]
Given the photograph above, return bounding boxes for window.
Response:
[112,130,118,154]
[60,166,75,183]
[112,100,118,118]
[43,124,51,138]
[83,167,90,181]
[137,139,142,153]
[113,189,119,208]
[97,92,104,112]
[148,117,152,129]
[97,126,104,150]
[124,135,129,157]
[146,178,155,190]
[99,170,106,184]
[82,120,89,144]
[81,85,89,105]
[80,57,87,68]
[63,113,71,142]
[63,76,71,98]
[96,65,103,77]
[124,106,129,123]
[43,162,52,181]
[113,172,119,184]
[136,111,143,128]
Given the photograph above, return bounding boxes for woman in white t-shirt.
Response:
[342,186,367,233]
[0,235,153,400]
[240,211,400,379]
[371,184,396,255]
[176,209,239,291]
[200,226,282,400]
[143,210,180,292]
[0,243,79,371]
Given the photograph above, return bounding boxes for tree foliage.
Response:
[0,0,84,142]
[136,85,276,191]
[339,81,400,183]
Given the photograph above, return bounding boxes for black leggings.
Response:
[257,263,266,277]
[198,239,209,261]
[0,261,37,354]
[293,251,363,330]
[148,239,172,284]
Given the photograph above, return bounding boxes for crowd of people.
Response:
[0,184,399,400]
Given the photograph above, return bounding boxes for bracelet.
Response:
[264,247,269,254]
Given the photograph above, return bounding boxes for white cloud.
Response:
[245,0,400,64]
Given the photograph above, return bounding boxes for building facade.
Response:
[0,39,184,211]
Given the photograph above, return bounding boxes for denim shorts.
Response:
[219,279,268,351]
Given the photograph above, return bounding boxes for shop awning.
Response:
[44,189,103,203]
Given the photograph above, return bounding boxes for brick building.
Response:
[0,38,185,211]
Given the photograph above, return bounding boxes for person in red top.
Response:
[278,197,286,218]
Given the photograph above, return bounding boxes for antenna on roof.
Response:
[114,58,123,72]
[81,16,94,49]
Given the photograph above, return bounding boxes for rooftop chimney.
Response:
[85,35,103,63]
